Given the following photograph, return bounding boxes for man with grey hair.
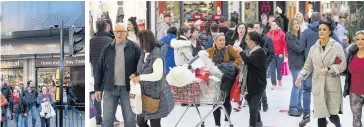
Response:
[94,23,141,127]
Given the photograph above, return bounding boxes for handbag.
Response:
[230,71,241,103]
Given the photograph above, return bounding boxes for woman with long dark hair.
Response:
[230,23,247,49]
[127,17,139,44]
[131,30,174,127]
[190,27,204,56]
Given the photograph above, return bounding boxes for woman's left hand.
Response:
[132,76,140,84]
[233,46,242,52]
[320,67,329,75]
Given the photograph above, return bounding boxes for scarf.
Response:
[239,45,262,95]
[213,46,227,63]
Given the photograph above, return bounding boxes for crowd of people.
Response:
[90,9,363,127]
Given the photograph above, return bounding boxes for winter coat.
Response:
[298,38,346,118]
[137,47,174,120]
[160,33,177,74]
[66,87,77,105]
[285,32,305,70]
[157,22,171,40]
[263,35,274,67]
[94,40,141,92]
[10,96,27,115]
[343,44,359,97]
[37,93,54,114]
[90,31,114,76]
[266,29,287,55]
[225,30,235,46]
[299,21,343,60]
[22,89,38,108]
[171,36,194,66]
[262,23,271,35]
[1,85,12,108]
[206,45,242,67]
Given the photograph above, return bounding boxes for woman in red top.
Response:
[266,20,287,89]
[344,30,364,127]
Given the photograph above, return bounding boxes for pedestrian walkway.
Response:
[89,76,363,127]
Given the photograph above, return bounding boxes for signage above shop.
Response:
[193,14,203,19]
[0,60,24,68]
[35,56,85,67]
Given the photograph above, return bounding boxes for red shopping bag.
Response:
[281,62,289,76]
[230,71,241,103]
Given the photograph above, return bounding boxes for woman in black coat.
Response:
[235,32,267,127]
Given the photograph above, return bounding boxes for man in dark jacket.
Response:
[262,15,275,35]
[22,81,39,127]
[89,20,116,125]
[225,22,236,46]
[205,23,219,49]
[1,78,12,127]
[94,23,140,127]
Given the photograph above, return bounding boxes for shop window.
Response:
[1,69,23,86]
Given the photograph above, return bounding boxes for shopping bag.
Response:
[49,103,56,118]
[281,62,289,76]
[89,92,97,118]
[129,81,143,114]
[230,71,241,103]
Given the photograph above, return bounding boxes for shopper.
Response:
[9,88,26,127]
[22,81,39,127]
[266,19,287,89]
[230,23,247,49]
[94,23,140,127]
[285,18,304,117]
[190,27,204,57]
[64,83,82,118]
[89,19,116,125]
[131,30,174,127]
[218,17,229,34]
[0,78,12,127]
[207,33,242,127]
[160,27,178,75]
[344,30,364,127]
[37,86,53,127]
[205,23,219,49]
[294,12,308,32]
[157,14,172,40]
[235,31,267,127]
[198,22,212,48]
[225,22,237,46]
[296,20,346,127]
[262,15,275,35]
[127,17,139,44]
[171,26,193,66]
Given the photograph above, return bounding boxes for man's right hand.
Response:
[295,77,302,86]
[94,91,101,102]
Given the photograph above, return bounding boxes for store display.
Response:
[0,69,23,86]
[184,1,216,21]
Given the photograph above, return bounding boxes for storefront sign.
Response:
[0,44,15,52]
[192,14,203,19]
[35,57,85,67]
[0,60,24,68]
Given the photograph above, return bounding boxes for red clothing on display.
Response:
[266,29,287,56]
[349,53,364,95]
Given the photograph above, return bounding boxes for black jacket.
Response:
[66,87,77,105]
[263,35,274,67]
[90,31,115,76]
[225,30,235,46]
[94,40,141,92]
[22,89,38,108]
[240,48,267,94]
[10,97,27,115]
[344,44,359,97]
[1,85,12,108]
[285,32,305,70]
[262,23,271,35]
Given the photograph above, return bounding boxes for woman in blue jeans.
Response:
[37,86,53,127]
[10,88,27,127]
[64,85,82,118]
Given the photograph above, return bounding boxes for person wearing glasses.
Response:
[295,20,346,127]
[22,81,39,127]
[344,30,364,127]
[94,23,141,127]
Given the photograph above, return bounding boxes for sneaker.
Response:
[233,106,242,112]
[288,111,302,117]
[256,122,263,127]
[262,103,268,112]
[278,80,283,86]
[271,85,276,90]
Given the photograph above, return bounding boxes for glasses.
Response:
[114,30,128,35]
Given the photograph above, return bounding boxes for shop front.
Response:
[0,60,25,87]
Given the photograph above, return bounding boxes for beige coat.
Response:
[298,38,346,118]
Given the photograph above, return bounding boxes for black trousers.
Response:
[137,116,161,127]
[318,115,341,127]
[246,91,264,126]
[40,117,51,127]
[213,82,233,126]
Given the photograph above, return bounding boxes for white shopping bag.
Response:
[129,81,143,114]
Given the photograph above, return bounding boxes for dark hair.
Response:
[191,27,199,34]
[96,20,108,32]
[319,20,335,37]
[128,17,139,36]
[253,22,263,29]
[137,30,157,53]
[247,32,265,47]
[204,22,212,34]
[164,14,172,18]
[167,27,177,35]
[247,23,254,29]
[229,22,237,29]
[27,80,33,85]
[178,27,191,38]
[210,23,219,33]
[232,23,247,42]
[268,15,275,19]
[271,19,280,26]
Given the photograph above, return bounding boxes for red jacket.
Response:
[266,29,287,56]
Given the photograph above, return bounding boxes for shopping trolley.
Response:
[170,58,234,127]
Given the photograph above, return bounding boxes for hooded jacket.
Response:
[266,28,287,55]
[299,21,343,59]
[171,36,194,66]
[160,33,177,74]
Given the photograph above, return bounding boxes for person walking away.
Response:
[266,20,287,90]
[285,18,304,117]
[89,20,117,126]
[94,23,141,127]
[127,17,139,44]
[0,78,12,127]
[131,30,174,127]
[160,27,178,75]
[157,14,172,40]
[64,83,82,118]
[190,27,204,57]
[22,81,39,127]
[10,88,26,127]
[171,27,193,66]
[207,33,242,127]
[344,30,364,127]
[235,31,267,127]
[37,86,53,127]
[296,20,346,127]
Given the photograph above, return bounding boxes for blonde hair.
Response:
[288,18,301,37]
[295,12,304,23]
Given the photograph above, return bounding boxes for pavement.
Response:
[89,75,364,127]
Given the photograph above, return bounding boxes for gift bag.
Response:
[129,81,143,114]
[230,71,241,103]
[281,61,290,76]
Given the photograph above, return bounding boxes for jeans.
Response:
[137,115,161,127]
[14,114,23,127]
[40,117,50,127]
[64,104,81,116]
[3,108,8,127]
[302,74,312,115]
[24,105,38,127]
[289,70,303,112]
[102,86,136,127]
[269,55,284,85]
[246,91,264,126]
[94,91,103,122]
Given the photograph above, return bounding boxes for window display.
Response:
[37,67,71,86]
[0,69,23,86]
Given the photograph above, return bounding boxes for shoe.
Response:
[278,80,282,86]
[96,120,102,126]
[271,85,276,90]
[233,106,241,112]
[114,118,120,124]
[223,121,231,127]
[256,122,263,127]
[288,111,302,117]
[299,114,311,127]
[262,103,268,112]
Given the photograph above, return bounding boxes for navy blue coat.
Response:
[160,33,177,75]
